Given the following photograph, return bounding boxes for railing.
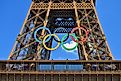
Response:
[0,60,121,73]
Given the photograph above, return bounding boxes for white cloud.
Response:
[61,41,78,53]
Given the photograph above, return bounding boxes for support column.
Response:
[73,0,88,60]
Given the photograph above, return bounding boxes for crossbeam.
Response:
[31,3,93,9]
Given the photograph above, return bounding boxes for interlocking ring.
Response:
[43,34,61,51]
[34,26,89,51]
[34,27,51,44]
[53,27,69,43]
[71,27,89,43]
[61,34,78,51]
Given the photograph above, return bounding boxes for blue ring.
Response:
[34,27,51,44]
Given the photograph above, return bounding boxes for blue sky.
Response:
[50,33,79,60]
[0,0,121,60]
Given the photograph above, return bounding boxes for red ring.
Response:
[70,26,89,43]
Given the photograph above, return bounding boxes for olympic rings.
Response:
[34,27,51,44]
[34,26,89,51]
[61,34,78,51]
[71,27,89,43]
[53,27,69,43]
[43,34,61,51]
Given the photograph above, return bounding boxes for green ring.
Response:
[61,34,78,51]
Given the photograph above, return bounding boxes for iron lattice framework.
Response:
[8,0,113,61]
[1,0,121,81]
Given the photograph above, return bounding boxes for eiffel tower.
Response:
[9,0,113,61]
[0,0,121,81]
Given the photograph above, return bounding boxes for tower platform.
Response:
[0,60,121,81]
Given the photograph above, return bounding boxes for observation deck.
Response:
[0,60,121,81]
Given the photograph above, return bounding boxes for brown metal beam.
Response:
[0,60,121,63]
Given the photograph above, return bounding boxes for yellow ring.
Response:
[43,34,61,50]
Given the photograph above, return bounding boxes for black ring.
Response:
[53,33,69,43]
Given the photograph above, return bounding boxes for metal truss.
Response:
[31,3,93,9]
[8,0,114,61]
